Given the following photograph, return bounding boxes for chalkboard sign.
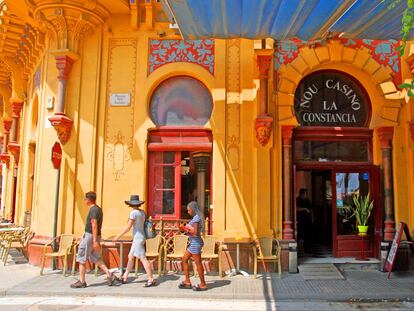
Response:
[385,222,413,278]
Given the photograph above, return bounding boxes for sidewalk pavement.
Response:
[1,262,414,302]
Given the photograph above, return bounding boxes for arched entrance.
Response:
[147,76,213,226]
[292,70,381,258]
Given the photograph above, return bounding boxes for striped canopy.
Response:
[162,0,408,40]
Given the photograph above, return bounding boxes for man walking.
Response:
[71,191,118,288]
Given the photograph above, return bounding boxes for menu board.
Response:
[385,222,413,278]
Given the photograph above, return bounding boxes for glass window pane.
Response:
[150,76,213,126]
[154,166,175,190]
[152,190,175,215]
[294,140,368,162]
[153,151,175,164]
[336,172,370,235]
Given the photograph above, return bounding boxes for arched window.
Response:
[147,77,213,221]
[150,76,213,127]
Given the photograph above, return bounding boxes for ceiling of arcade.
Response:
[0,0,131,98]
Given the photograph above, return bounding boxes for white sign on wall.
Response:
[110,93,131,107]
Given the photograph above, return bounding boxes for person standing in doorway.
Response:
[178,201,207,291]
[113,195,156,287]
[71,191,119,288]
[297,188,313,253]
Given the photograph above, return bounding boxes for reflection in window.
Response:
[150,76,213,126]
[294,140,369,162]
[336,172,370,235]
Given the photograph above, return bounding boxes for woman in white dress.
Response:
[113,195,156,287]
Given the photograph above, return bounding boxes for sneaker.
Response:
[70,280,87,288]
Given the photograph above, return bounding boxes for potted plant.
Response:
[351,193,374,234]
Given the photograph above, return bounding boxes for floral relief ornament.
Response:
[107,131,131,181]
[149,39,215,74]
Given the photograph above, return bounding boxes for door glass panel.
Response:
[154,166,175,189]
[294,140,369,162]
[153,151,175,164]
[152,190,175,215]
[335,172,370,235]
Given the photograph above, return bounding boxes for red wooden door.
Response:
[332,167,381,257]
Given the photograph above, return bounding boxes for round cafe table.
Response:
[103,235,133,274]
[223,237,251,277]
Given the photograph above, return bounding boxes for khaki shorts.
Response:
[76,232,102,264]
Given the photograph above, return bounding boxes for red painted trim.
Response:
[294,127,373,140]
[148,143,212,152]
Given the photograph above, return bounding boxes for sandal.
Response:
[70,280,87,288]
[192,284,207,291]
[178,281,192,289]
[143,280,157,288]
[106,273,119,286]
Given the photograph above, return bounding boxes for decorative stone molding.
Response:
[8,142,20,165]
[55,54,76,80]
[255,115,273,147]
[11,99,24,119]
[257,54,272,78]
[277,40,403,124]
[3,120,12,135]
[409,121,414,142]
[377,126,394,149]
[0,153,10,167]
[48,113,73,145]
[281,125,295,146]
[33,2,107,53]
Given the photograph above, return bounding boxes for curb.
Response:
[3,290,414,303]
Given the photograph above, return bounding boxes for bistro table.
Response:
[0,227,24,233]
[223,237,251,277]
[103,235,133,274]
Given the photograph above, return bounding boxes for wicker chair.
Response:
[1,227,33,265]
[135,234,164,276]
[163,234,188,273]
[197,235,222,277]
[252,237,282,278]
[40,234,75,276]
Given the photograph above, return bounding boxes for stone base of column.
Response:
[283,220,294,240]
[384,219,396,241]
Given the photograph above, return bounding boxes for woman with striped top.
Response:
[178,201,207,291]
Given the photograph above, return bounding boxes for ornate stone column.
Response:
[191,152,211,214]
[8,99,24,165]
[33,2,107,144]
[377,126,395,241]
[47,53,77,144]
[255,53,273,146]
[0,120,12,218]
[0,120,12,167]
[282,125,295,240]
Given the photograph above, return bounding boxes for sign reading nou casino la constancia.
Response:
[294,71,369,127]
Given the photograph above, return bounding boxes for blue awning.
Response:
[162,0,408,41]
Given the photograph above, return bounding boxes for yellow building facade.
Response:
[0,0,413,269]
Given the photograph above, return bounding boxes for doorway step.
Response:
[298,264,344,280]
[299,257,380,271]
